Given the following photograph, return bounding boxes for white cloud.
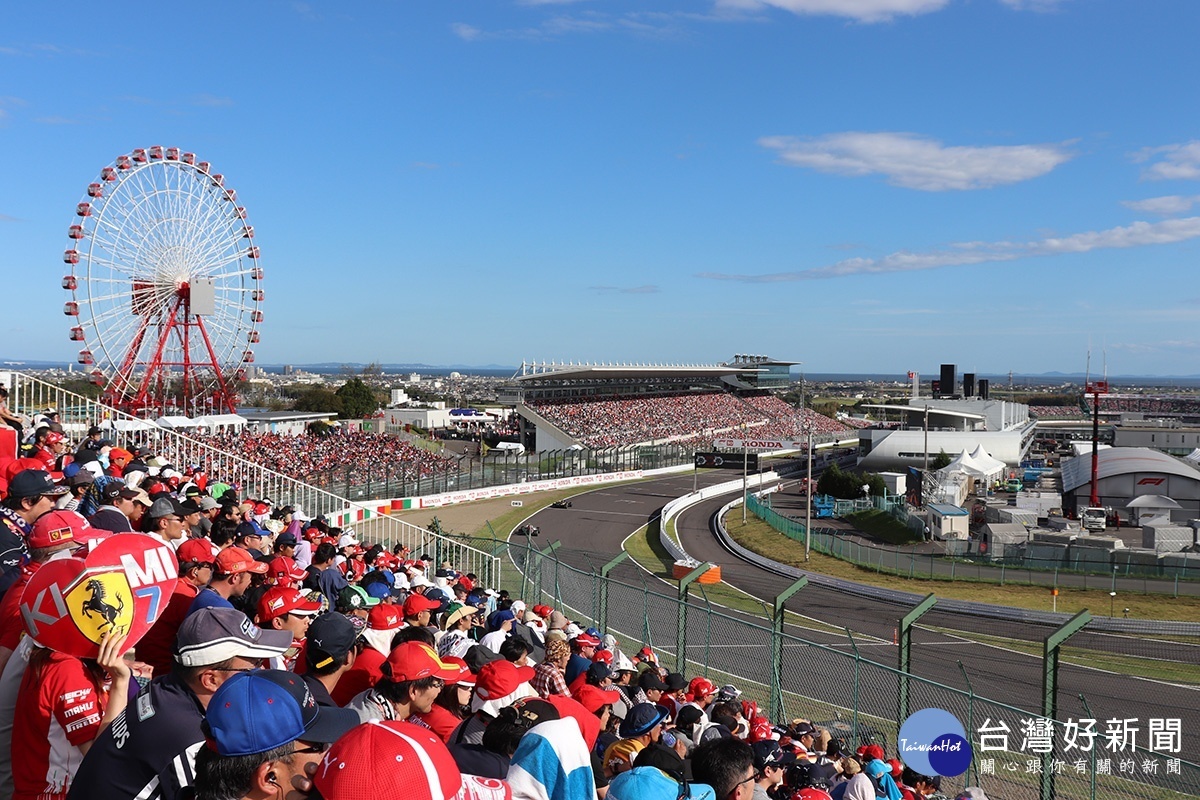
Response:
[451,22,483,41]
[698,216,1200,282]
[591,284,660,295]
[718,0,948,23]
[759,132,1073,191]
[1122,195,1200,216]
[1135,140,1200,181]
[998,0,1069,10]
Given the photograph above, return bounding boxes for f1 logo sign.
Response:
[1137,477,1166,486]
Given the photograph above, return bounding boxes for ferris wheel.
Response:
[62,146,263,417]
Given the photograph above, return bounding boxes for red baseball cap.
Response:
[269,555,307,585]
[28,510,89,550]
[442,656,474,687]
[573,633,601,648]
[312,720,511,800]
[177,538,218,565]
[402,592,440,618]
[689,676,717,699]
[385,642,463,683]
[215,546,269,575]
[367,604,403,631]
[258,586,321,622]
[472,661,536,711]
[573,683,620,714]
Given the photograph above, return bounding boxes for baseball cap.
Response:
[752,740,797,771]
[688,677,717,699]
[274,531,298,548]
[28,510,90,550]
[177,538,218,565]
[365,581,402,601]
[717,683,742,701]
[338,584,380,611]
[607,767,716,800]
[269,555,308,584]
[337,532,359,548]
[620,703,669,738]
[443,656,475,687]
[215,546,270,575]
[258,586,322,622]
[403,592,440,618]
[573,632,601,648]
[790,721,816,737]
[108,447,133,462]
[147,497,184,520]
[367,604,403,631]
[386,642,463,682]
[204,670,360,756]
[174,607,293,667]
[471,660,537,716]
[198,495,221,512]
[312,720,512,800]
[574,683,621,714]
[638,671,669,692]
[305,613,359,670]
[8,470,69,499]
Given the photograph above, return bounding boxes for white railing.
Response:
[3,371,502,583]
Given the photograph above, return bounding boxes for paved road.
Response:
[518,471,1200,768]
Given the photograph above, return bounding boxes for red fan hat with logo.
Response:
[312,719,510,800]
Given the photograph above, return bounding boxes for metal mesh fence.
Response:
[748,493,1200,586]
[508,539,1199,800]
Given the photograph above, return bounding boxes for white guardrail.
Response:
[659,472,780,566]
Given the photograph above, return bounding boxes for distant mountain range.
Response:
[4,359,1200,383]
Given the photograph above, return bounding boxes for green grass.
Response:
[845,508,924,545]
[622,521,855,639]
[926,627,1200,686]
[724,512,1200,623]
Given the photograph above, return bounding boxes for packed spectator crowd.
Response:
[1026,405,1085,419]
[1087,394,1200,418]
[531,393,850,449]
[0,410,992,800]
[204,429,459,486]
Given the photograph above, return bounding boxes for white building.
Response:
[856,397,1035,472]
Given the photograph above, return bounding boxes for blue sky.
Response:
[2,0,1198,375]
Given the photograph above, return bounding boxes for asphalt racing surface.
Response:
[520,470,1200,766]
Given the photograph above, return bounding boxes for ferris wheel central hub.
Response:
[61,146,263,418]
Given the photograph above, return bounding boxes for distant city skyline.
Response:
[1,1,1197,375]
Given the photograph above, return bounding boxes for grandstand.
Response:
[499,356,851,451]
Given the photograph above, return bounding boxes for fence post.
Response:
[845,627,862,745]
[897,593,938,724]
[676,563,713,674]
[956,660,977,788]
[771,577,808,722]
[599,551,630,635]
[1041,610,1091,800]
[537,540,562,608]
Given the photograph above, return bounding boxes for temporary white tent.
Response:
[112,418,158,432]
[155,415,197,429]
[968,445,1007,481]
[192,414,247,432]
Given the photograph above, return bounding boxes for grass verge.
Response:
[623,521,854,639]
[925,627,1200,686]
[725,512,1200,622]
[845,508,923,545]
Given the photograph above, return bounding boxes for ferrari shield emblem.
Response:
[66,572,134,643]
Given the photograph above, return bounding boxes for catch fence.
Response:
[505,537,1200,800]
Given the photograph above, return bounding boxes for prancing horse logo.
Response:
[80,578,124,632]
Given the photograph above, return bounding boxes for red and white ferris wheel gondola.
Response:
[62,147,264,417]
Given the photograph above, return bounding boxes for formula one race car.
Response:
[550,499,573,509]
[515,524,541,537]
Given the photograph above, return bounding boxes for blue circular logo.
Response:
[897,708,973,777]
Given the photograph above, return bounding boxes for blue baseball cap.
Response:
[619,703,670,738]
[607,767,716,800]
[204,670,360,756]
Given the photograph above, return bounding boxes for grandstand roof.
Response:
[514,363,745,383]
[861,404,986,421]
